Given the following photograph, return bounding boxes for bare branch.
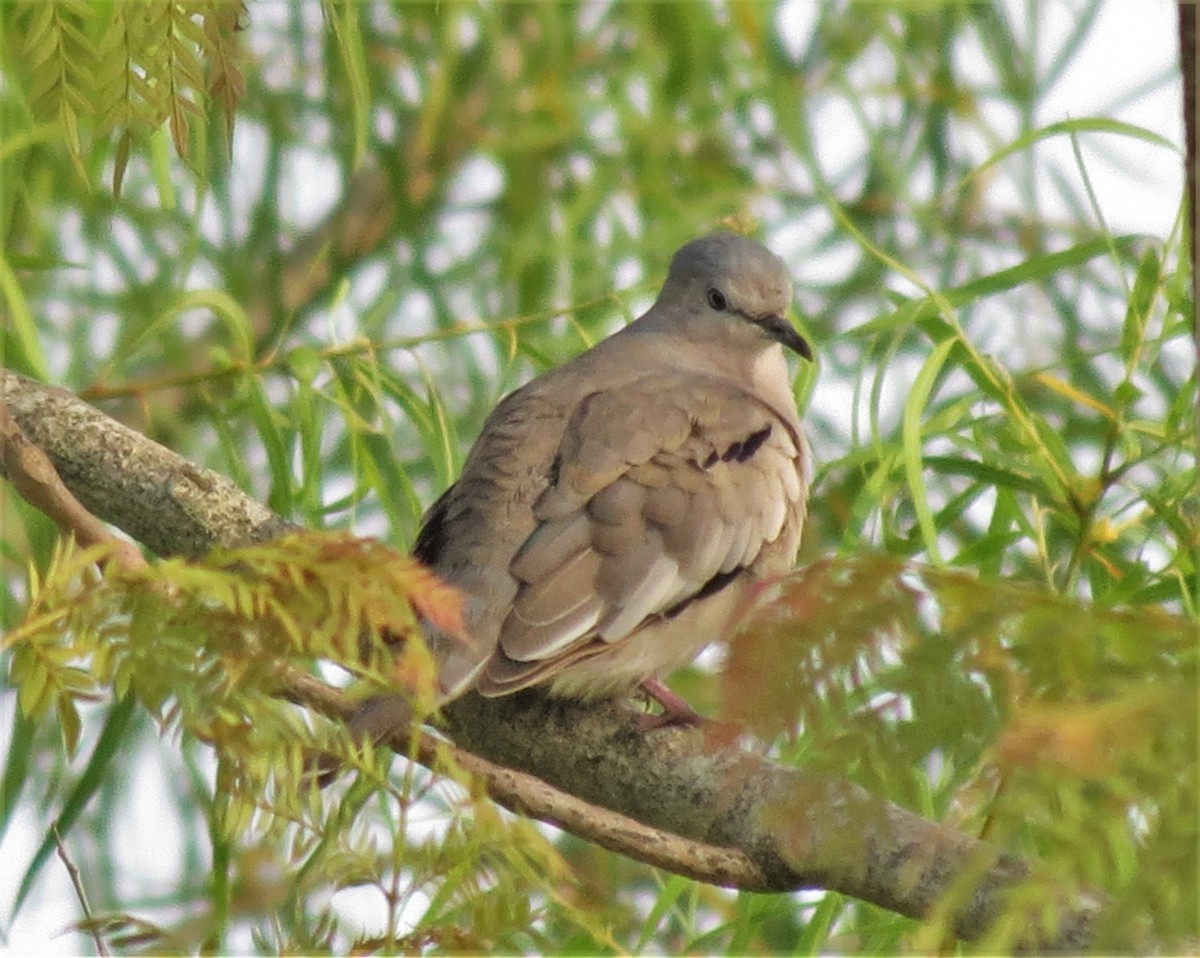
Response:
[0,399,146,570]
[0,372,296,558]
[282,666,769,890]
[54,827,110,958]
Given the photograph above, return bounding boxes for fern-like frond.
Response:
[17,0,97,178]
[5,532,461,819]
[140,0,208,162]
[200,0,246,148]
[94,0,151,194]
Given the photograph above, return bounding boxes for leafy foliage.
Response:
[7,532,457,746]
[0,1,1194,954]
[4,533,602,952]
[4,0,244,192]
[726,557,1196,950]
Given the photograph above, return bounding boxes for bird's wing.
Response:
[479,372,806,694]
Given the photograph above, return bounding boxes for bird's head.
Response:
[655,232,812,361]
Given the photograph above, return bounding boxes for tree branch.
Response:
[281,666,770,890]
[0,399,145,570]
[1178,2,1198,460]
[0,373,296,557]
[0,369,1101,950]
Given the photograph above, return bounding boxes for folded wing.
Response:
[478,373,806,694]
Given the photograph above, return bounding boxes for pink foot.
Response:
[635,676,703,729]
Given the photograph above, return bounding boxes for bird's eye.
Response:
[706,287,727,311]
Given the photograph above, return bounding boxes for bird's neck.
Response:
[622,320,798,413]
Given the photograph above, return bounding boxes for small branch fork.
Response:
[0,400,145,571]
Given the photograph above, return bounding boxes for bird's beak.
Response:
[757,314,813,361]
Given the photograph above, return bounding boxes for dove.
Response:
[326,231,811,775]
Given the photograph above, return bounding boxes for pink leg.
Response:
[636,676,702,729]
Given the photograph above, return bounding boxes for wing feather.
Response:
[483,374,806,693]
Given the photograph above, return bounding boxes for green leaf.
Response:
[902,336,957,563]
[9,695,136,926]
[0,705,35,849]
[1121,245,1162,368]
[0,253,50,379]
[286,345,323,384]
[322,0,369,167]
[960,118,1180,191]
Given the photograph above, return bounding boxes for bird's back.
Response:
[413,321,808,699]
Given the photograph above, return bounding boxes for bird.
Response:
[329,231,812,769]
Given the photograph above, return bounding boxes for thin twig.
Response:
[53,827,110,958]
[277,665,769,889]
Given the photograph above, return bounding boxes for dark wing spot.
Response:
[702,450,720,469]
[412,486,454,566]
[662,567,744,621]
[547,452,562,486]
[722,424,771,464]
